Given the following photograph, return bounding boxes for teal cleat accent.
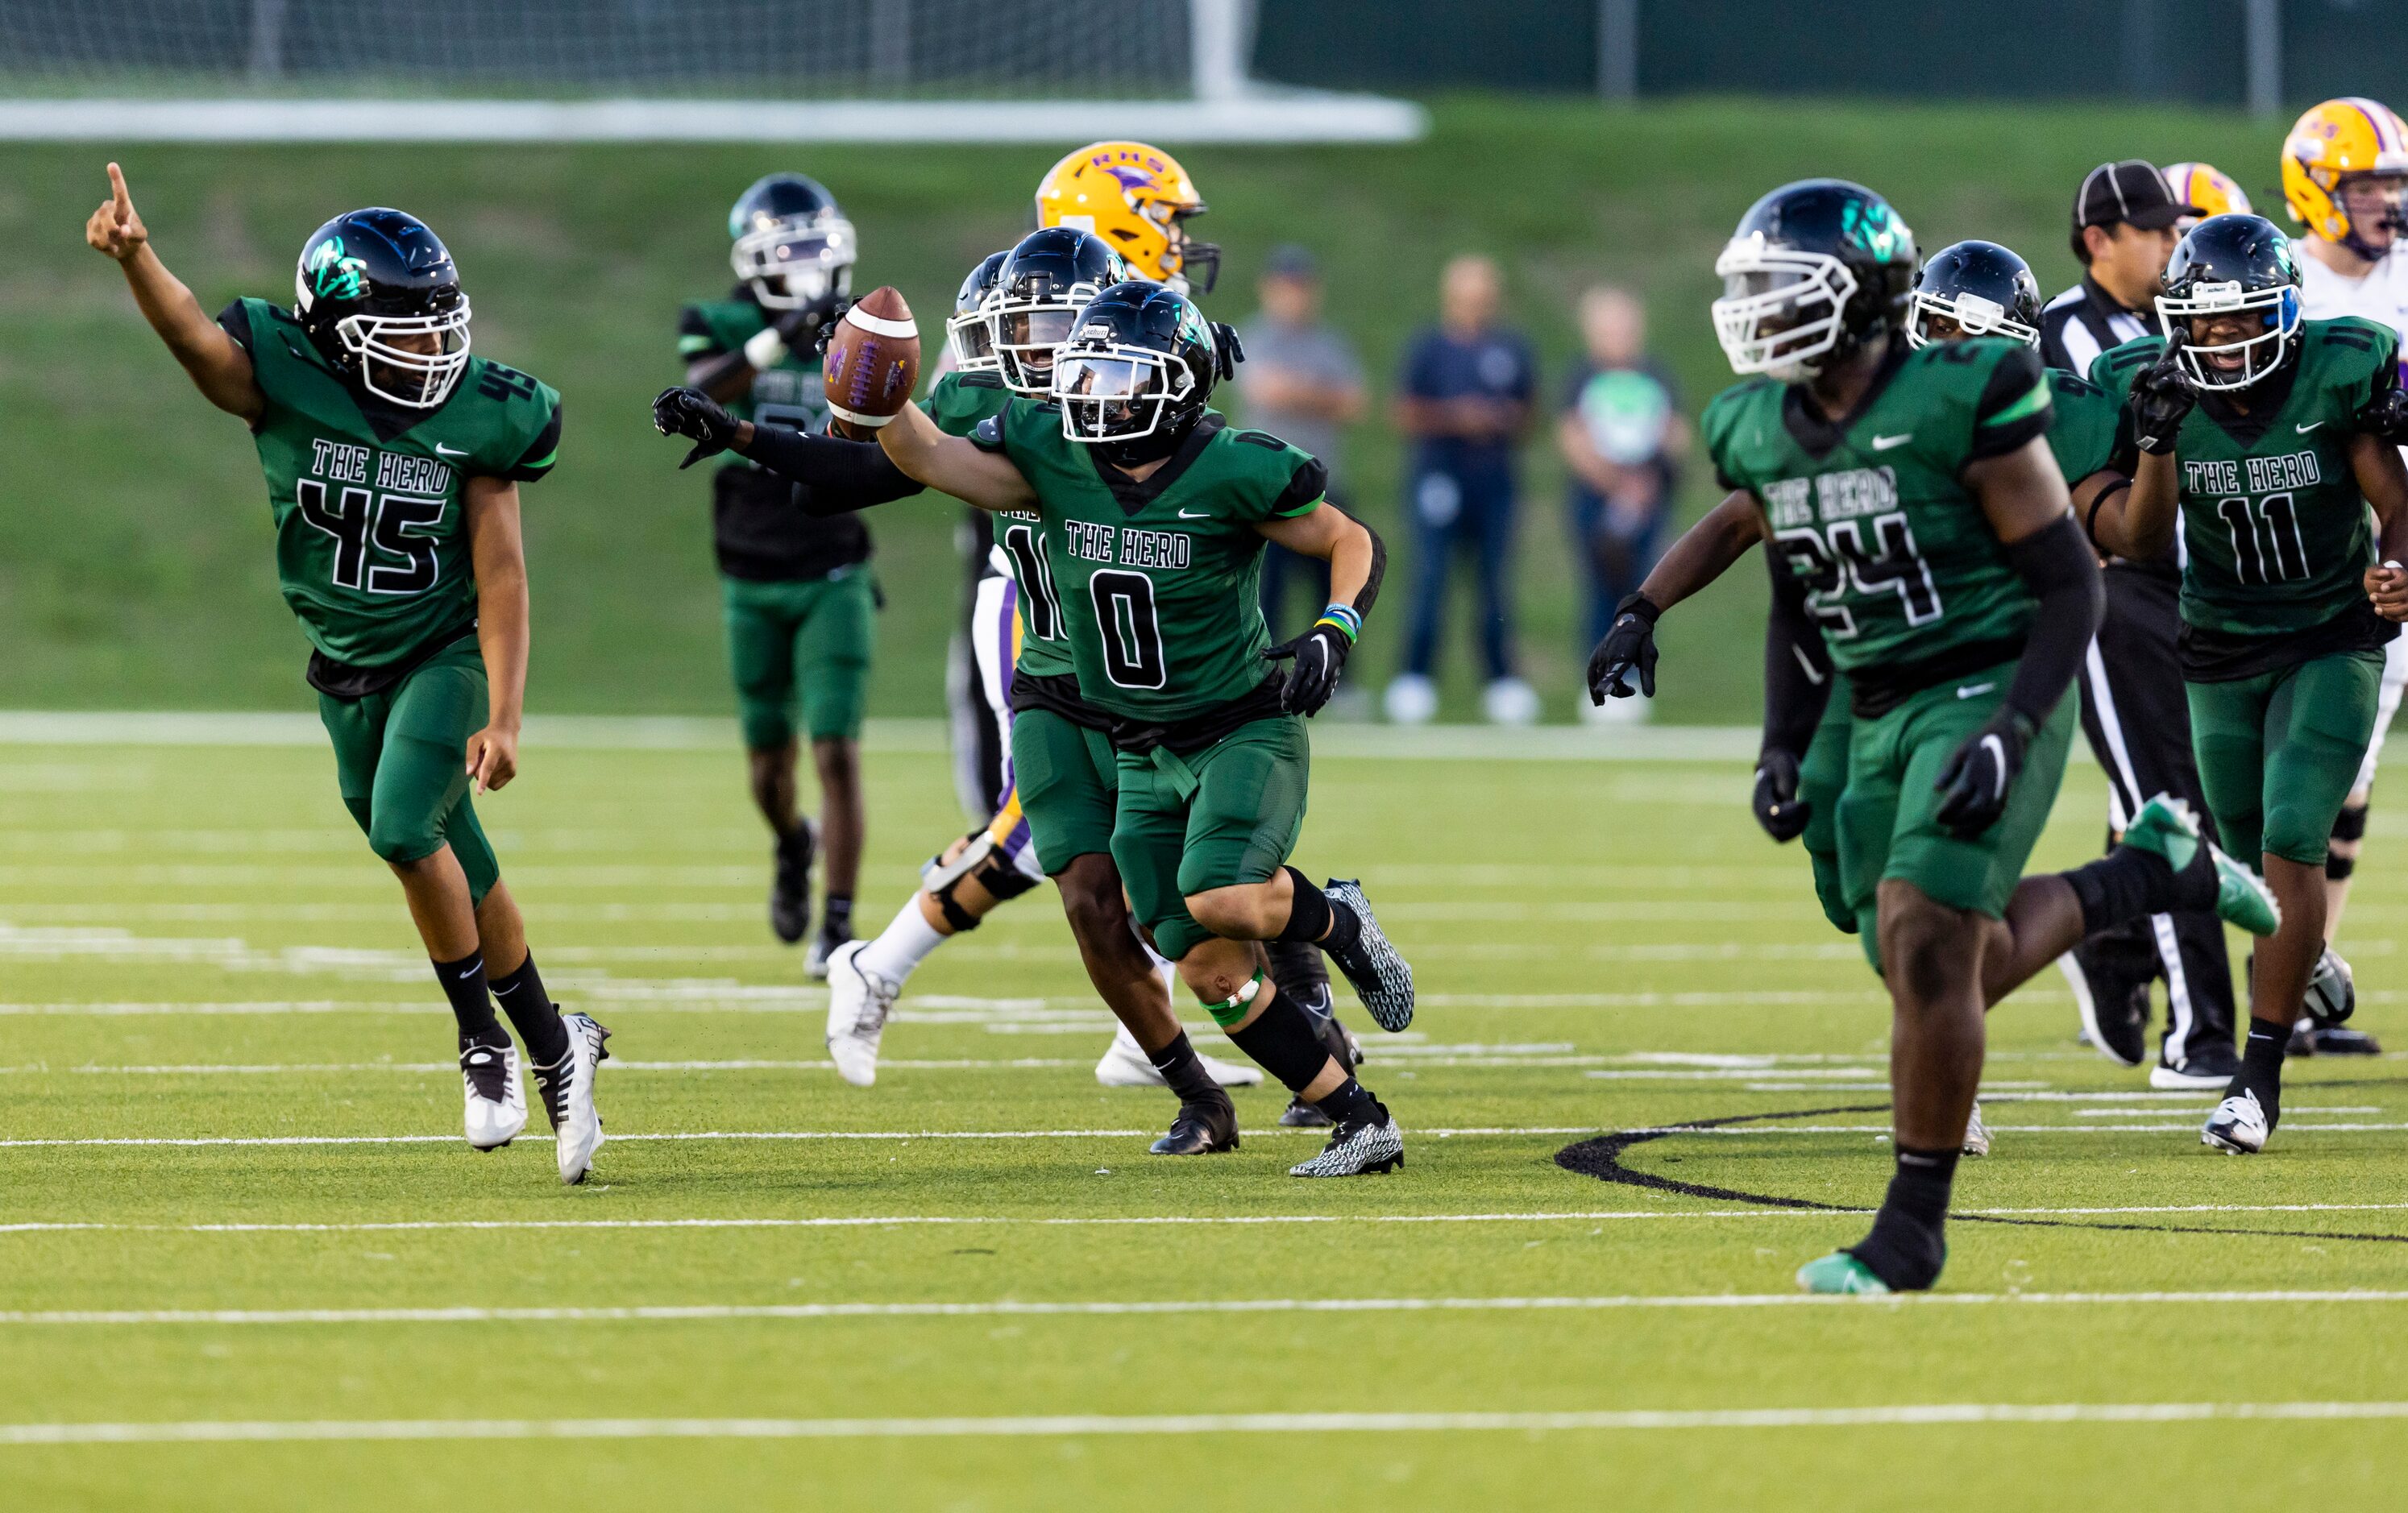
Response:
[2120,794,2281,937]
[1796,1252,1891,1295]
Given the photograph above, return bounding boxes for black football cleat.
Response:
[2290,1022,2383,1056]
[1149,1092,1239,1155]
[770,819,816,946]
[1321,879,1414,1032]
[2060,944,2150,1067]
[1279,1096,1331,1128]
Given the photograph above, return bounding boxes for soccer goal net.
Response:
[0,0,1422,143]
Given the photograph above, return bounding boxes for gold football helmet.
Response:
[1033,141,1219,294]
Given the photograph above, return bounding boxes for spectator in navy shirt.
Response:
[1385,255,1538,726]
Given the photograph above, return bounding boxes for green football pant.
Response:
[317,637,500,903]
[721,569,876,750]
[2186,649,2384,867]
[1010,706,1122,877]
[1111,715,1311,963]
[1837,661,2077,972]
[1797,692,1857,936]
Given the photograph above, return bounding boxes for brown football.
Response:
[820,285,920,436]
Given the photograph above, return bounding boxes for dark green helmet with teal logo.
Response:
[293,207,470,408]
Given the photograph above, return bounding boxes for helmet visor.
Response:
[1055,351,1178,443]
[733,220,857,309]
[1710,242,1858,379]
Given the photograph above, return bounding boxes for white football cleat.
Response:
[460,1038,525,1151]
[533,1012,610,1185]
[824,940,899,1088]
[1093,1022,1261,1088]
[1961,1100,1991,1159]
[2202,1088,2270,1154]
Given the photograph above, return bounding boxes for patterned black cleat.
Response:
[1150,1091,1239,1154]
[1289,1111,1404,1176]
[770,819,816,946]
[1321,879,1414,1032]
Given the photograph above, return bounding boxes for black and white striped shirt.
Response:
[2037,275,2153,376]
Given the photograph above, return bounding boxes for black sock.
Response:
[2062,843,2209,935]
[1320,892,1363,955]
[1845,1142,1957,1291]
[822,895,853,939]
[434,950,501,1046]
[1274,867,1332,943]
[1225,994,1337,1093]
[489,953,569,1066]
[2239,1019,2287,1125]
[1147,1031,1227,1107]
[1311,1076,1384,1128]
[1265,937,1334,1019]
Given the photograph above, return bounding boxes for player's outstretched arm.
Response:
[85,163,263,425]
[1585,487,1765,703]
[2349,429,2408,620]
[1754,550,1831,843]
[463,477,529,794]
[875,400,1034,513]
[1933,436,2102,835]
[1255,503,1382,716]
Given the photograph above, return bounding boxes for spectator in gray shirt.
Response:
[1236,245,1367,637]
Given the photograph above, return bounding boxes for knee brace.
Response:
[920,829,1038,931]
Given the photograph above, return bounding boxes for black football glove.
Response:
[804,298,853,356]
[2128,350,2198,455]
[1752,747,1812,843]
[2357,383,2408,446]
[1263,623,1351,716]
[1586,593,1661,703]
[1933,707,2037,838]
[653,386,740,470]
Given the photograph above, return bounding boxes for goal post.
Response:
[0,0,1424,143]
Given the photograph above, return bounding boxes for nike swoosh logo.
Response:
[1177,508,1209,519]
[1956,682,1995,699]
[1980,734,2007,798]
[458,966,480,980]
[1791,645,1827,686]
[434,443,469,457]
[1870,433,1913,451]
[2297,421,2325,433]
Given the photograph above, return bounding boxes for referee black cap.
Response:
[2074,160,2196,238]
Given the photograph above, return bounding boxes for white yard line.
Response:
[5,1202,2405,1238]
[4,1121,2403,1150]
[1,1402,2402,1444]
[9,1290,2408,1328]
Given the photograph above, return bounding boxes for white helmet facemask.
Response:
[733,215,857,309]
[2157,281,2299,392]
[1904,289,2038,350]
[1053,347,1192,445]
[1712,237,1860,381]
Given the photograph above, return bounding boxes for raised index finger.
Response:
[106,162,130,218]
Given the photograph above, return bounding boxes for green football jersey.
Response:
[927,370,1077,680]
[974,405,1328,721]
[2089,317,2400,639]
[219,298,562,670]
[2044,368,2120,484]
[1704,337,2054,679]
[676,294,825,432]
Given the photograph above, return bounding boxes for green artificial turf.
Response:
[0,95,2306,723]
[0,725,2402,1509]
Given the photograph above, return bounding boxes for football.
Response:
[820,285,920,435]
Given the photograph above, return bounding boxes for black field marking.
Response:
[1556,1104,2408,1247]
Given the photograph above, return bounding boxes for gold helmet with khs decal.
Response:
[1034,141,1220,295]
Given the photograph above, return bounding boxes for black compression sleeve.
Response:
[1999,512,2105,730]
[737,425,924,511]
[1762,549,1833,757]
[1347,512,1386,622]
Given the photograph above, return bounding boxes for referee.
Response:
[2041,161,2242,1089]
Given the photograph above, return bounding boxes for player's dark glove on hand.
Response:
[1752,748,1812,843]
[653,387,740,470]
[1586,593,1661,703]
[2357,383,2408,446]
[807,299,853,356]
[2128,350,2198,455]
[1263,623,1352,716]
[1933,708,2036,837]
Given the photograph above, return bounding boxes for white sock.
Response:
[1147,944,1181,1004]
[855,898,947,984]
